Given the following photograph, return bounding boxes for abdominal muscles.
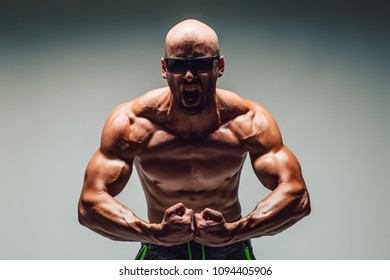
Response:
[134,152,245,223]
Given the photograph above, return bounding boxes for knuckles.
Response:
[163,204,227,234]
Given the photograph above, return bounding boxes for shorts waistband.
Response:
[136,240,255,260]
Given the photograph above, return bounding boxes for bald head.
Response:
[165,19,220,57]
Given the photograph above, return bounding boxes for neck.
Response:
[166,93,221,138]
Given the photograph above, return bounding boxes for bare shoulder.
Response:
[217,89,282,154]
[100,88,169,158]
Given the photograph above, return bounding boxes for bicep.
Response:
[250,146,305,191]
[82,149,133,198]
[82,104,139,198]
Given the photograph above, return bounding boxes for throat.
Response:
[172,116,221,140]
[166,93,221,137]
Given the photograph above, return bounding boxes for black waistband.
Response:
[137,240,254,260]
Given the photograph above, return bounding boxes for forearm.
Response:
[232,183,311,242]
[78,192,158,243]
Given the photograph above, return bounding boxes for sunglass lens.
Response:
[167,59,187,73]
[193,58,213,73]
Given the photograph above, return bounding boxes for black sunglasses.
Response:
[164,55,220,74]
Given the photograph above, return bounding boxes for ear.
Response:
[217,55,225,78]
[161,57,167,79]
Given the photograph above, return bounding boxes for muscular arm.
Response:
[232,107,311,242]
[78,104,194,245]
[79,148,151,241]
[78,105,153,242]
[236,146,310,238]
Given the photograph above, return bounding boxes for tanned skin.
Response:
[78,19,311,247]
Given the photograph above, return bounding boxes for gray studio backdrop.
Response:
[1,1,389,259]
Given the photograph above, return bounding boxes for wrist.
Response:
[225,219,243,244]
[142,222,163,244]
[228,216,252,243]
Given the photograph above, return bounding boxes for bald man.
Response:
[78,19,311,260]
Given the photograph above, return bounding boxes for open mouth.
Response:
[182,87,200,106]
[183,90,199,102]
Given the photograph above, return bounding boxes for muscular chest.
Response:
[135,127,247,190]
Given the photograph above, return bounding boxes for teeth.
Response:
[183,87,197,91]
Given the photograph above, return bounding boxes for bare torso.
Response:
[134,123,247,223]
[79,86,310,246]
[126,88,256,223]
